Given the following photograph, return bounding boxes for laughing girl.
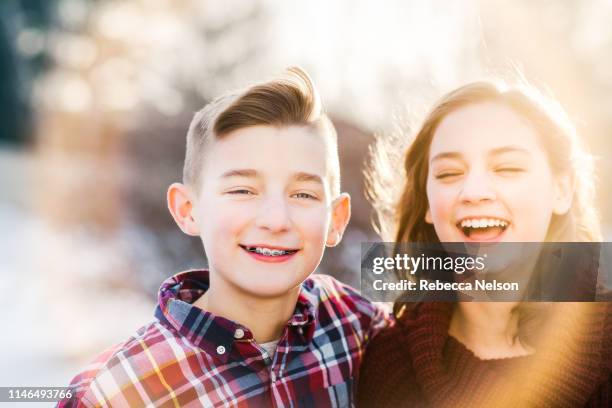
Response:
[357,81,611,407]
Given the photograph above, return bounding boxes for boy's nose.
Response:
[254,195,292,232]
[458,171,496,205]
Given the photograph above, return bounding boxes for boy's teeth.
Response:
[254,247,288,256]
[460,218,508,228]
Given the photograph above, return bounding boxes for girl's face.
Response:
[425,102,571,243]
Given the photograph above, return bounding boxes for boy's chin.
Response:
[234,275,309,299]
[233,270,310,299]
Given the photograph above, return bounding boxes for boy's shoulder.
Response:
[303,272,382,306]
[302,273,392,332]
[59,319,195,407]
[303,272,367,301]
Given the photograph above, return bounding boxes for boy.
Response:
[59,67,389,407]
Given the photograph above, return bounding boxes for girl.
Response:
[357,81,611,407]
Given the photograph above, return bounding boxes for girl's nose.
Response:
[458,171,496,205]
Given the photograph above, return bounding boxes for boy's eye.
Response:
[227,189,255,195]
[292,192,318,200]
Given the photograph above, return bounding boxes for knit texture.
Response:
[357,302,612,408]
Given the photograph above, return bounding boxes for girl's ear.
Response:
[552,172,574,215]
[326,193,351,247]
[425,208,433,224]
[167,183,201,236]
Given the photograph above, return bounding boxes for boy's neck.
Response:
[193,275,300,344]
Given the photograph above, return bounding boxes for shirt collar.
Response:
[154,269,318,362]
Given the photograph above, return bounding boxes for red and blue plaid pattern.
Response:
[58,270,390,407]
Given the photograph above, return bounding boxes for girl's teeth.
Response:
[460,219,508,228]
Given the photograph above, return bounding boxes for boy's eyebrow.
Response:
[292,172,324,184]
[219,169,323,184]
[220,169,259,178]
[430,146,531,163]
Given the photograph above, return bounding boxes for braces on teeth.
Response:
[254,247,288,256]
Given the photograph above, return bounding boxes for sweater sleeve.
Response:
[357,333,385,408]
[357,325,420,408]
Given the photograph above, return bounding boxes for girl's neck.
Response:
[193,276,300,343]
[449,302,533,360]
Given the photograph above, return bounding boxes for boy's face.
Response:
[170,125,350,298]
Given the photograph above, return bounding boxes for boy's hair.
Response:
[183,67,340,197]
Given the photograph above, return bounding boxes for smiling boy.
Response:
[59,67,388,407]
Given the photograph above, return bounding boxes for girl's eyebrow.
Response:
[430,146,531,163]
[489,146,531,156]
[430,151,463,163]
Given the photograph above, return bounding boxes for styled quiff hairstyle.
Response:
[183,67,340,196]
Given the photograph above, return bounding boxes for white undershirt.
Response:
[259,339,279,361]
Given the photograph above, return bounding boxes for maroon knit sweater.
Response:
[357,302,612,407]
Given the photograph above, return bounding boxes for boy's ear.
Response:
[167,182,200,236]
[552,172,574,215]
[326,193,351,247]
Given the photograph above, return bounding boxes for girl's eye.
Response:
[495,167,524,174]
[435,172,463,180]
[293,192,317,200]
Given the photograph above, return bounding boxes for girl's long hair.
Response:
[366,80,601,346]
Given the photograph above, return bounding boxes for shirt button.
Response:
[234,328,245,339]
[216,345,226,355]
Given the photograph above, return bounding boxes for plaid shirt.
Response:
[58,270,390,407]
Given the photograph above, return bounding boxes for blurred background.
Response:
[1,0,612,396]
